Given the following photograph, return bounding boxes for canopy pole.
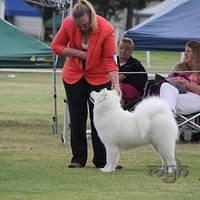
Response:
[0,0,5,19]
[24,0,70,134]
[52,55,58,134]
[146,51,150,68]
[180,52,184,62]
[52,9,58,134]
[52,8,66,135]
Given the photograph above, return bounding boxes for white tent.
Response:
[134,0,175,24]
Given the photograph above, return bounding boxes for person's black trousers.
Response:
[63,77,111,167]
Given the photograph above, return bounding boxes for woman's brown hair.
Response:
[186,40,200,83]
[175,41,200,84]
[186,40,200,70]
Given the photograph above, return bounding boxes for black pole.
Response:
[52,9,58,134]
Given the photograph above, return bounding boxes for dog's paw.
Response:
[167,166,176,173]
[100,166,115,172]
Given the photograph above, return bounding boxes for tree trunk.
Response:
[126,4,134,30]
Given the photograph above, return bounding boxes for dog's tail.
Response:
[134,96,174,138]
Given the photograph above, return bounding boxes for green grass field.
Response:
[0,52,200,199]
[134,51,181,73]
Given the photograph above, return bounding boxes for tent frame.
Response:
[24,0,71,134]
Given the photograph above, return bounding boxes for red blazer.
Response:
[51,15,118,85]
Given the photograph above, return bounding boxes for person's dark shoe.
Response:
[95,164,105,168]
[68,163,83,168]
[115,165,123,170]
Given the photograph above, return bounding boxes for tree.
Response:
[89,0,120,20]
[116,0,152,29]
[90,0,164,30]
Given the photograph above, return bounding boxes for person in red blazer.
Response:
[51,0,121,168]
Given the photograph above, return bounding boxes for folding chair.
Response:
[177,112,200,142]
[124,79,157,111]
[125,74,200,143]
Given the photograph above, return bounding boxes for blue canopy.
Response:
[5,0,42,17]
[124,0,200,52]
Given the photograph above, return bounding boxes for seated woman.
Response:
[116,37,148,107]
[160,40,200,115]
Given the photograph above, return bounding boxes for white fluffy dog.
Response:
[90,88,178,172]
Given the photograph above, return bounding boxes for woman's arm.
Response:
[61,48,87,59]
[169,77,200,95]
[51,17,87,59]
[185,82,200,95]
[108,71,122,97]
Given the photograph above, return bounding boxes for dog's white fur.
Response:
[91,88,178,172]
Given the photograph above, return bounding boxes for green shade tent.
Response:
[0,18,53,68]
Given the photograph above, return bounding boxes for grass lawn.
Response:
[133,51,181,73]
[0,54,200,200]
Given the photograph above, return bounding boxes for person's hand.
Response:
[82,51,87,60]
[112,84,122,98]
[79,50,87,60]
[119,74,126,81]
[168,77,189,86]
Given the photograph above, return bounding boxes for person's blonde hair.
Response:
[72,0,97,31]
[119,37,134,50]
